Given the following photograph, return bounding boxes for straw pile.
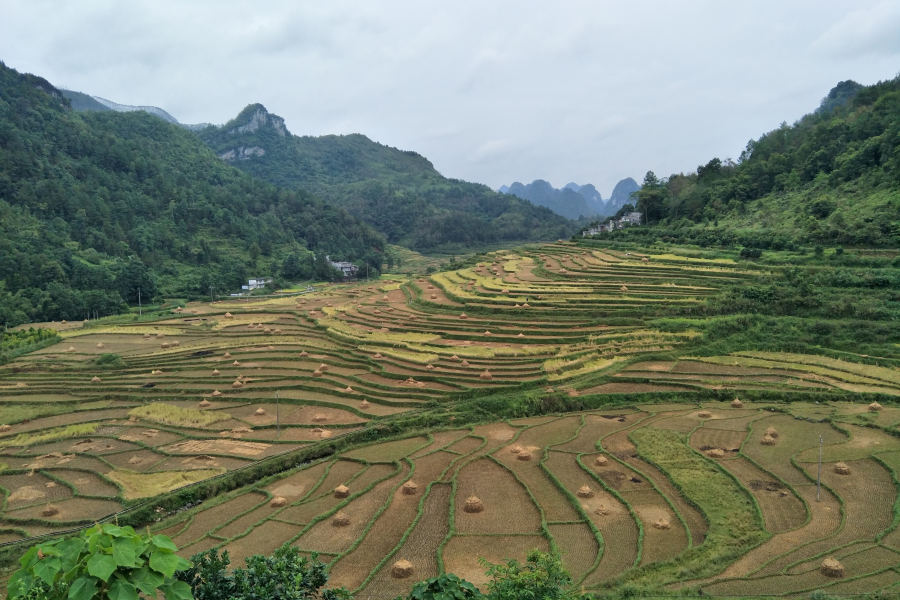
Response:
[522,303,530,307]
[232,360,241,366]
[383,295,390,300]
[510,445,524,454]
[869,402,883,412]
[254,408,266,416]
[299,351,309,357]
[67,346,76,352]
[517,451,532,462]
[594,504,611,516]
[231,427,252,434]
[345,386,355,392]
[42,504,59,517]
[484,330,492,336]
[313,414,327,422]
[595,455,608,466]
[0,424,11,433]
[576,485,594,498]
[312,370,323,377]
[360,400,370,409]
[765,427,779,438]
[161,342,170,349]
[16,382,26,388]
[402,481,418,495]
[517,333,524,337]
[461,360,470,366]
[653,518,671,530]
[91,376,101,383]
[373,353,383,359]
[620,286,628,292]
[731,398,744,408]
[319,364,329,372]
[212,369,220,375]
[199,400,211,408]
[232,381,244,388]
[464,495,484,513]
[392,560,413,579]
[224,312,233,319]
[212,390,222,397]
[835,462,852,475]
[425,364,434,370]
[430,294,437,299]
[449,355,460,362]
[334,484,350,498]
[97,342,105,349]
[642,257,649,262]
[761,434,777,445]
[821,557,845,578]
[706,448,725,458]
[698,410,712,418]
[224,352,232,358]
[480,370,493,380]
[332,511,351,527]
[459,313,467,319]
[270,497,287,507]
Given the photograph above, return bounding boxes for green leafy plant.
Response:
[177,546,349,600]
[479,550,577,600]
[406,573,483,600]
[7,524,192,600]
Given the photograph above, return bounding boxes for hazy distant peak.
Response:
[225,103,288,137]
[497,184,510,193]
[91,95,181,124]
[563,182,581,192]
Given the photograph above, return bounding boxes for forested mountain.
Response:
[614,78,900,248]
[0,61,387,325]
[195,104,573,250]
[500,177,639,219]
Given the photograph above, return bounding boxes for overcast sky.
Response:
[2,1,899,196]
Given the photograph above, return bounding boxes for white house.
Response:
[326,256,358,278]
[619,212,644,226]
[242,277,273,290]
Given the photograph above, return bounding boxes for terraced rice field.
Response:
[1,243,899,596]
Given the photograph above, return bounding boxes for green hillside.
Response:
[0,61,387,326]
[593,77,900,249]
[197,104,574,251]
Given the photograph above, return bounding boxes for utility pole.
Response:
[275,391,280,439]
[138,287,142,317]
[209,285,214,304]
[817,434,823,502]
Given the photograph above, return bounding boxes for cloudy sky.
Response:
[2,1,899,196]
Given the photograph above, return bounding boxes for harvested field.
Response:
[455,459,541,534]
[442,534,549,589]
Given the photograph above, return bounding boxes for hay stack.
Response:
[459,313,468,319]
[232,360,241,366]
[360,400,370,409]
[161,342,170,349]
[706,448,725,458]
[42,504,59,517]
[522,303,530,307]
[318,364,329,372]
[594,504,611,516]
[157,333,165,339]
[313,414,327,422]
[334,484,350,498]
[199,400,212,408]
[425,364,434,370]
[502,288,510,294]
[67,346,76,352]
[620,286,628,292]
[299,351,309,357]
[373,309,381,314]
[254,408,266,416]
[449,355,460,362]
[402,481,418,495]
[143,334,151,340]
[345,386,355,392]
[517,451,532,462]
[731,398,744,408]
[698,410,712,418]
[91,376,101,383]
[97,342,105,349]
[16,382,26,388]
[332,511,351,527]
[224,312,233,319]
[480,370,493,380]
[128,456,144,465]
[461,360,470,367]
[517,333,524,337]
[761,434,777,446]
[483,330,492,336]
[0,424,10,433]
[312,370,323,377]
[653,518,671,530]
[232,381,244,389]
[464,495,484,513]
[869,402,883,412]
[274,328,282,334]
[821,557,845,578]
[382,295,390,300]
[263,328,271,334]
[510,444,524,454]
[765,427,779,438]
[212,390,223,397]
[576,485,594,498]
[595,455,608,466]
[231,427,252,434]
[270,496,287,507]
[835,462,852,475]
[224,352,232,358]
[392,560,414,579]
[430,294,437,300]
[642,257,649,262]
[373,353,383,359]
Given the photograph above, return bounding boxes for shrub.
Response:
[94,353,126,368]
[407,573,483,600]
[7,523,192,600]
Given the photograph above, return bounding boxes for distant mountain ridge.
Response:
[498,177,639,219]
[60,89,212,131]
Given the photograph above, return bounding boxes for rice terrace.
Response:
[0,241,899,597]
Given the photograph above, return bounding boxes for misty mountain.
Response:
[498,178,639,219]
[60,89,212,130]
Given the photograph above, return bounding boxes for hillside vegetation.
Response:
[597,77,900,249]
[0,62,387,325]
[197,104,574,251]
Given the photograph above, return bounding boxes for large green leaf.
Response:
[160,580,193,600]
[87,553,116,582]
[33,556,61,586]
[7,570,35,599]
[112,537,138,568]
[58,538,86,572]
[108,578,139,600]
[149,552,183,578]
[68,576,99,600]
[150,535,177,551]
[129,565,164,597]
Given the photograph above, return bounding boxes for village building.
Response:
[327,256,358,278]
[242,277,273,290]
